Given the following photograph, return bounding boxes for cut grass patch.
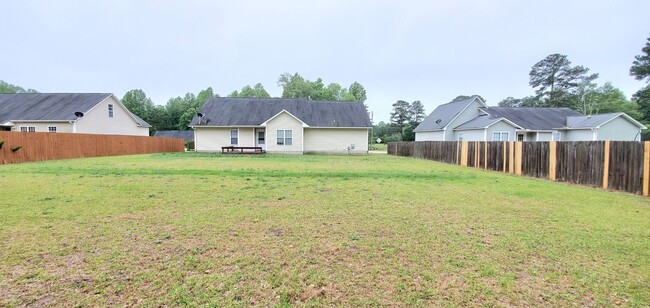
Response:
[0,153,649,306]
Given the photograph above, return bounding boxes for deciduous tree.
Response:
[0,80,37,93]
[122,89,154,121]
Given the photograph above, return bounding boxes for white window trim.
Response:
[276,129,293,146]
[492,131,509,141]
[48,126,57,133]
[108,104,114,118]
[20,126,36,132]
[230,128,238,145]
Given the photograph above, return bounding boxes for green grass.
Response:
[369,143,387,151]
[1,153,649,306]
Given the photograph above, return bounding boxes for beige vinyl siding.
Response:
[194,127,231,151]
[596,116,641,141]
[194,127,267,151]
[12,122,73,133]
[266,112,304,154]
[237,127,256,147]
[304,128,368,154]
[76,96,149,136]
[415,130,444,141]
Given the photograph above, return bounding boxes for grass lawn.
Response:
[1,153,649,306]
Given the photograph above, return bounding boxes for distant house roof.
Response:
[564,113,646,129]
[454,115,521,130]
[480,107,582,131]
[0,93,151,127]
[189,97,372,128]
[154,130,194,141]
[414,96,485,132]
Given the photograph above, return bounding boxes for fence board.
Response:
[0,132,184,164]
[388,140,648,196]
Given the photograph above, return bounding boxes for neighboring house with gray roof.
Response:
[153,130,194,141]
[415,96,645,141]
[414,96,488,141]
[561,113,646,141]
[189,97,372,154]
[0,93,150,136]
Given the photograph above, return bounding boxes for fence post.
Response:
[549,141,556,181]
[502,141,507,173]
[643,141,650,197]
[460,141,468,166]
[515,142,522,176]
[508,141,515,174]
[484,141,488,169]
[474,141,479,168]
[603,140,610,190]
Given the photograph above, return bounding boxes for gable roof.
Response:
[0,93,112,123]
[154,130,194,140]
[414,96,485,132]
[453,115,521,130]
[480,107,582,131]
[189,97,372,128]
[564,113,646,129]
[131,113,152,128]
[0,93,151,127]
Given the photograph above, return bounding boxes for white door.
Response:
[256,130,266,150]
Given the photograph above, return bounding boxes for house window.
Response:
[457,132,464,141]
[277,129,293,146]
[230,129,238,145]
[48,126,57,133]
[553,132,561,141]
[20,126,36,132]
[517,134,524,142]
[108,104,114,117]
[257,131,265,144]
[492,131,509,141]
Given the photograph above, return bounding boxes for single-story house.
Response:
[189,97,372,154]
[0,93,150,136]
[415,96,646,141]
[153,130,194,141]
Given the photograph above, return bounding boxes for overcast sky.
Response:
[2,0,649,122]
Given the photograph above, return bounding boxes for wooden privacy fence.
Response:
[0,132,184,164]
[388,141,650,197]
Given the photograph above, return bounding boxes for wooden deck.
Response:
[221,146,266,154]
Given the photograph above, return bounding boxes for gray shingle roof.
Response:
[0,93,112,123]
[414,96,481,132]
[480,107,582,130]
[565,113,624,128]
[154,130,194,141]
[131,113,152,128]
[454,115,513,130]
[190,97,372,128]
[0,93,151,128]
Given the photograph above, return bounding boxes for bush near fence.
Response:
[388,141,650,197]
[0,131,184,164]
